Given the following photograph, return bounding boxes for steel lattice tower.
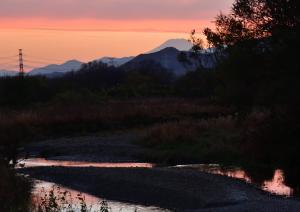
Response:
[19,49,24,75]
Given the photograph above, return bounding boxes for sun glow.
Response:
[0,0,232,69]
[0,19,213,70]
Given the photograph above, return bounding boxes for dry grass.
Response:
[144,115,237,146]
[0,98,233,137]
[139,109,286,165]
[0,98,233,163]
[139,115,242,164]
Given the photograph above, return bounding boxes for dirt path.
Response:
[18,133,300,211]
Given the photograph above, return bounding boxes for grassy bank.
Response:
[139,116,241,165]
[138,109,298,169]
[0,98,232,140]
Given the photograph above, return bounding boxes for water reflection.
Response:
[18,159,296,198]
[18,159,164,211]
[17,158,154,168]
[263,169,293,196]
[176,164,294,197]
[31,181,167,212]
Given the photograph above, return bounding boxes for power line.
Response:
[0,50,83,73]
[0,65,18,70]
[0,55,18,60]
[0,58,18,64]
[0,61,17,66]
[23,59,78,66]
[23,59,52,65]
[23,65,41,69]
[23,54,63,63]
[0,53,63,64]
[0,61,18,65]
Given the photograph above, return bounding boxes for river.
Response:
[17,158,297,211]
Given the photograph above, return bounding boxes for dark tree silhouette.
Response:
[189,0,300,110]
[204,0,300,48]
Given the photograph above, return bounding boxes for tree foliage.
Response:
[193,0,300,109]
[204,0,300,48]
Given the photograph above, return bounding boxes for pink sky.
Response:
[0,0,233,70]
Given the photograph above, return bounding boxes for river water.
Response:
[17,158,297,211]
[175,164,295,197]
[18,158,166,212]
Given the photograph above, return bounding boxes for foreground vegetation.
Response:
[31,186,110,212]
[0,164,31,212]
[140,109,294,166]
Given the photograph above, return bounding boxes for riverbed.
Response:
[17,133,300,211]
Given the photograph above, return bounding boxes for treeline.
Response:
[0,61,217,107]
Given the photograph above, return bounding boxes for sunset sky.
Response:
[0,0,233,70]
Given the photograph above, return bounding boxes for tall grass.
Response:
[140,107,299,168]
[0,98,233,139]
[140,115,241,164]
[30,185,152,212]
[144,115,237,145]
[30,186,111,212]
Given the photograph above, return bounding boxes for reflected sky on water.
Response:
[175,164,294,197]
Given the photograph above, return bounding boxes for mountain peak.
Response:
[148,39,192,53]
[156,47,179,53]
[98,56,134,67]
[65,59,82,64]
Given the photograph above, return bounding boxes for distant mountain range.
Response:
[28,60,83,77]
[0,38,214,77]
[0,70,18,77]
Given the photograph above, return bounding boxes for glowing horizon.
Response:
[0,0,234,71]
[0,29,193,72]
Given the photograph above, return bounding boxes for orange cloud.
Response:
[0,18,214,33]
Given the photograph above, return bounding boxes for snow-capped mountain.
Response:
[99,56,134,67]
[148,39,192,53]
